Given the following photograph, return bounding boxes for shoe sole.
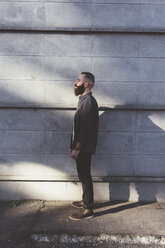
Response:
[71,203,83,208]
[72,203,83,208]
[69,214,94,220]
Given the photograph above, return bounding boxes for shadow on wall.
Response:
[98,106,165,203]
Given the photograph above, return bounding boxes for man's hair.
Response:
[81,72,95,89]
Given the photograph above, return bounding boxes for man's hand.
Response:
[70,149,80,160]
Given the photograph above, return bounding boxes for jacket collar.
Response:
[79,91,92,100]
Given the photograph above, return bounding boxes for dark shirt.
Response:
[70,92,99,154]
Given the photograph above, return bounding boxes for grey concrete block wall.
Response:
[1,1,165,202]
[1,109,165,177]
[0,131,44,153]
[0,2,44,29]
[45,3,92,28]
[0,57,44,79]
[2,2,165,31]
[0,109,44,130]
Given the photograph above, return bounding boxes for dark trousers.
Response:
[76,151,94,210]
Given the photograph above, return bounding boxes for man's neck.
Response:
[81,89,91,96]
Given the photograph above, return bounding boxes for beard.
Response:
[74,83,85,96]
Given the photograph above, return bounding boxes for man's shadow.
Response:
[93,201,151,217]
[91,104,165,216]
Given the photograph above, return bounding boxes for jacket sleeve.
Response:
[77,104,93,144]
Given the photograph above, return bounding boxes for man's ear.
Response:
[84,81,88,88]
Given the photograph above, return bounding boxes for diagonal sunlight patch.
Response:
[148,113,165,131]
[0,160,76,180]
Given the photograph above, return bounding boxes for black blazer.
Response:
[70,92,99,154]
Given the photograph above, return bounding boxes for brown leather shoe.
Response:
[69,208,94,220]
[71,200,83,208]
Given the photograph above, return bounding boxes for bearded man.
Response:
[69,72,99,220]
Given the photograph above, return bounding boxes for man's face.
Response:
[74,74,85,96]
